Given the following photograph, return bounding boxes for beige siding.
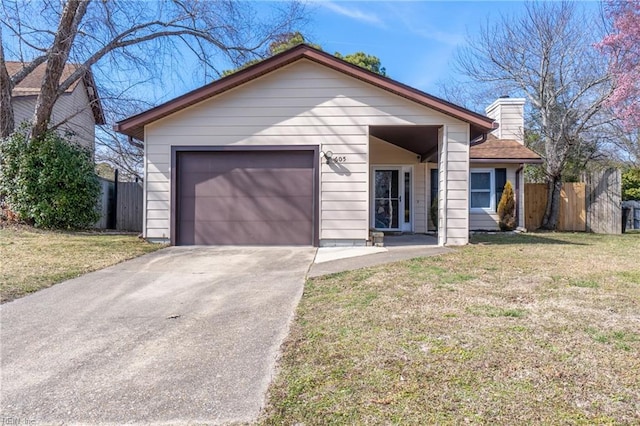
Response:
[144,59,469,243]
[469,163,522,230]
[485,98,525,142]
[12,97,35,128]
[12,83,96,150]
[438,124,470,245]
[369,136,417,163]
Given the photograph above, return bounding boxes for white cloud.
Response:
[409,26,465,46]
[318,1,385,27]
[383,2,465,46]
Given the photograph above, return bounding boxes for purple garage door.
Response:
[176,150,315,245]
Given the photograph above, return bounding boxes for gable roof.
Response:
[470,134,543,163]
[7,61,105,125]
[114,44,496,141]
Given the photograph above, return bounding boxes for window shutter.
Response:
[495,168,507,210]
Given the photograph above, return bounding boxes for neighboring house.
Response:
[115,44,541,247]
[7,62,105,151]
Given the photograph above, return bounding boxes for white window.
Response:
[470,169,495,211]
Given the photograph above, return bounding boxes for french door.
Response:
[372,167,412,231]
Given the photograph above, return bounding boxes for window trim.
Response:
[470,168,495,212]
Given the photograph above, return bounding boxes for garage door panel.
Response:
[179,150,313,172]
[180,195,313,221]
[184,220,312,245]
[177,150,315,246]
[180,170,313,197]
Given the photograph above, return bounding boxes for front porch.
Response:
[368,123,471,245]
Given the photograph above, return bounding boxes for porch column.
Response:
[438,126,447,246]
[438,124,470,246]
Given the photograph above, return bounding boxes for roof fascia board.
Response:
[114,45,495,139]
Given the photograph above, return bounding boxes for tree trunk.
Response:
[541,175,563,230]
[31,0,88,141]
[0,30,15,138]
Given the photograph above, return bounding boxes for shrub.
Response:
[430,197,438,231]
[0,129,100,229]
[497,181,516,231]
[622,168,640,201]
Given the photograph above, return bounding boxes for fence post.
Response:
[113,169,119,230]
[95,177,115,229]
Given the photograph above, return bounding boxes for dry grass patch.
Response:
[1,226,162,303]
[263,233,640,425]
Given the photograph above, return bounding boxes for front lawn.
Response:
[263,233,640,424]
[0,226,162,303]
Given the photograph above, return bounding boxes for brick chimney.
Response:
[485,97,525,143]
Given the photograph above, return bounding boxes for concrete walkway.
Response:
[309,234,451,278]
[0,246,315,425]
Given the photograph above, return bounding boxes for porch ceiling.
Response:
[370,125,441,162]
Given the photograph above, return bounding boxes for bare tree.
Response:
[453,1,613,230]
[0,0,306,140]
[0,27,14,137]
[603,119,640,167]
[96,130,144,181]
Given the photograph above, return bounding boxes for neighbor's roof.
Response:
[470,134,543,163]
[115,44,496,141]
[7,61,105,125]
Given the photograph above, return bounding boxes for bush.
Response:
[622,168,640,201]
[497,181,516,231]
[0,129,100,229]
[430,197,438,231]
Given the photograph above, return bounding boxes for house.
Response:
[114,44,541,247]
[7,62,105,151]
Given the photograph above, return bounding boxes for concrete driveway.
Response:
[1,246,316,425]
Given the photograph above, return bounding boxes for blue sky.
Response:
[304,1,527,93]
[148,1,534,108]
[307,1,603,93]
[3,0,602,114]
[162,0,600,106]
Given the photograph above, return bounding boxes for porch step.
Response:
[368,230,385,247]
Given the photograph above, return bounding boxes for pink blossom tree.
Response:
[598,1,640,130]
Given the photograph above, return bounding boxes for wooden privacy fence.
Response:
[95,178,115,229]
[524,169,622,234]
[585,169,621,234]
[116,181,143,232]
[95,178,143,232]
[525,183,586,231]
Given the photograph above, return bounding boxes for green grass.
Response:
[570,279,600,288]
[466,304,527,318]
[262,232,640,425]
[0,226,163,303]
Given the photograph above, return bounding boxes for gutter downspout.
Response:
[470,132,488,146]
[128,135,144,150]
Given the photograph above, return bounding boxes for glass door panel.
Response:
[374,170,399,229]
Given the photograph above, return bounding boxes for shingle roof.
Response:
[470,134,543,163]
[7,61,105,125]
[7,62,84,95]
